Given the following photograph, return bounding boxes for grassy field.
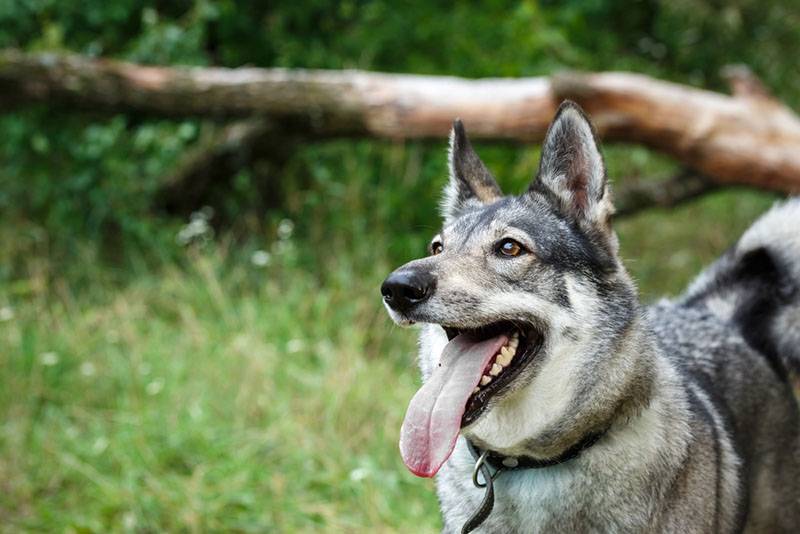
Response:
[0,183,778,532]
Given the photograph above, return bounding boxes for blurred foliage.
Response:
[0,2,792,530]
[0,0,798,286]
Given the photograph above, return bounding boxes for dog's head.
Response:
[382,101,640,477]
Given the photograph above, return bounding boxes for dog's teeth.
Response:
[490,363,503,376]
[509,337,519,350]
[480,375,492,386]
[497,350,513,367]
[472,387,480,395]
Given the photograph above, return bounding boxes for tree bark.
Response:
[2,49,800,194]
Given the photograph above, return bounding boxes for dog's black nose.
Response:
[381,270,436,313]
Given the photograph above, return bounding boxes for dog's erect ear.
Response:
[441,120,502,222]
[531,101,613,228]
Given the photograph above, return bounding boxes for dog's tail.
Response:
[681,197,800,378]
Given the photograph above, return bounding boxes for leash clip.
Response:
[471,449,502,488]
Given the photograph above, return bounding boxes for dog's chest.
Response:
[435,441,657,533]
[435,443,593,533]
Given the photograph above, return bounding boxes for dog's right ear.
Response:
[441,120,502,222]
[530,101,613,230]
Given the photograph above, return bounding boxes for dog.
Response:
[380,101,800,533]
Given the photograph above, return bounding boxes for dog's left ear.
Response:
[530,101,614,231]
[441,119,502,222]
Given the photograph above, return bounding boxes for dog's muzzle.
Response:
[380,269,436,314]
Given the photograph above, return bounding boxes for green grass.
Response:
[0,248,437,532]
[0,185,779,532]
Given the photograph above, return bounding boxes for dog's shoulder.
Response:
[645,298,787,393]
[646,299,800,473]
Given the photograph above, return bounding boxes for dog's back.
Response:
[649,198,800,531]
[680,198,800,377]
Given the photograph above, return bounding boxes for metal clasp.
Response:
[471,449,503,488]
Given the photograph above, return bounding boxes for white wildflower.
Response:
[189,401,203,421]
[349,467,370,482]
[40,352,59,366]
[146,378,164,396]
[250,249,271,268]
[286,339,305,353]
[277,218,294,240]
[122,511,137,531]
[80,362,97,377]
[176,207,215,246]
[92,436,109,455]
[0,306,14,322]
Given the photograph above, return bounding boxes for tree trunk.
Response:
[2,49,800,193]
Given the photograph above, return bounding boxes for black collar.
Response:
[466,429,605,472]
[460,430,606,534]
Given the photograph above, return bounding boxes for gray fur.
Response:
[383,101,800,533]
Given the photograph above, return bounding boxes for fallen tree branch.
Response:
[155,119,284,216]
[614,171,718,217]
[550,72,800,193]
[0,49,553,139]
[2,49,800,194]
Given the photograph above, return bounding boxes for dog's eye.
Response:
[430,241,443,255]
[497,238,524,257]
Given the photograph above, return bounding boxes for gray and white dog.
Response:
[381,101,800,533]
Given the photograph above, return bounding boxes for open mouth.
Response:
[444,322,543,427]
[399,319,544,478]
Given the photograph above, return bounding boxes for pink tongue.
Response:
[399,333,508,477]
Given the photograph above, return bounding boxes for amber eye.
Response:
[430,241,444,255]
[497,238,523,257]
